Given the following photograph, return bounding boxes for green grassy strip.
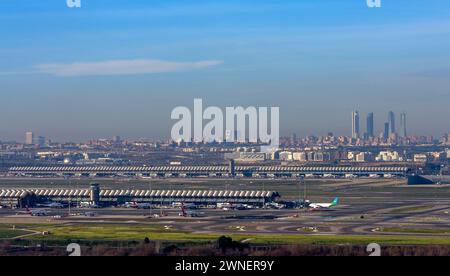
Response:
[381,227,450,234]
[0,224,30,239]
[19,223,450,246]
[388,205,435,214]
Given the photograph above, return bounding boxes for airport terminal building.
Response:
[0,185,280,208]
[7,165,410,178]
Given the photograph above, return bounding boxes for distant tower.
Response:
[351,111,360,139]
[383,123,390,140]
[366,113,374,138]
[90,183,100,206]
[388,111,396,135]
[400,113,407,137]
[229,159,236,176]
[290,133,297,145]
[113,136,121,143]
[37,136,45,147]
[25,132,34,145]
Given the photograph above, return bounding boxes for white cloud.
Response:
[34,59,223,77]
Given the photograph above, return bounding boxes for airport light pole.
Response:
[149,182,152,217]
[298,176,305,216]
[160,194,163,217]
[299,177,306,203]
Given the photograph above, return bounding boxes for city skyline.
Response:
[1,1,450,141]
[351,110,412,140]
[2,107,443,143]
[2,108,448,144]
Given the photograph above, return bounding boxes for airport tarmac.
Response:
[2,179,450,239]
[2,200,450,237]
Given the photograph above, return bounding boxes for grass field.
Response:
[388,205,436,214]
[9,223,450,246]
[381,227,450,234]
[0,224,29,239]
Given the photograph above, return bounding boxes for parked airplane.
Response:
[173,202,197,209]
[31,210,49,216]
[308,197,339,209]
[179,204,201,217]
[37,202,65,208]
[126,202,153,209]
[265,202,286,209]
[84,212,97,217]
[79,202,100,208]
[217,202,232,209]
[17,208,50,216]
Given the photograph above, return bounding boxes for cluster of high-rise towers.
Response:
[351,111,407,140]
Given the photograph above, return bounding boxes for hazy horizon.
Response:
[1,0,450,141]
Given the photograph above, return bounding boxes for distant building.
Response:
[347,152,356,161]
[348,152,372,162]
[293,152,308,162]
[226,152,266,162]
[356,152,372,162]
[25,132,34,145]
[269,151,280,160]
[400,113,407,137]
[388,111,396,135]
[366,112,374,138]
[36,136,46,147]
[352,111,360,139]
[376,151,402,162]
[290,133,297,145]
[383,123,389,140]
[389,132,398,144]
[313,152,331,162]
[413,154,428,163]
[113,136,122,143]
[279,151,293,161]
[430,152,447,162]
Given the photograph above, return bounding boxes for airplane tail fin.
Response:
[331,197,339,206]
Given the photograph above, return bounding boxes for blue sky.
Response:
[1,0,449,141]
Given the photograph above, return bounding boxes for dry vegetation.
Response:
[2,238,450,256]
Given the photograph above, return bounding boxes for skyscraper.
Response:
[383,123,389,140]
[351,111,360,139]
[388,111,396,135]
[25,132,34,145]
[290,133,297,145]
[366,112,374,138]
[37,136,46,147]
[400,113,407,137]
